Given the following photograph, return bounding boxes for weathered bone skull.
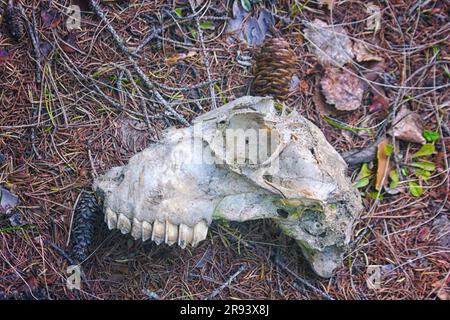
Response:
[94,96,363,277]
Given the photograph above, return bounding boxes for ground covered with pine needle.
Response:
[0,0,449,300]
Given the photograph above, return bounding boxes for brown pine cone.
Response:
[250,37,297,101]
[4,2,25,41]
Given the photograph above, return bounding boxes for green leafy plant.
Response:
[412,143,435,158]
[353,163,372,189]
[388,169,399,189]
[423,130,439,143]
[408,181,423,197]
[199,21,215,30]
[174,8,183,18]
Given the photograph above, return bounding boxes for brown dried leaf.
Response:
[320,67,364,111]
[0,49,11,65]
[303,19,354,66]
[61,32,78,53]
[353,42,383,62]
[392,107,426,144]
[369,91,389,113]
[41,8,61,29]
[416,226,431,242]
[432,278,449,300]
[375,139,391,191]
[165,51,197,65]
[39,41,53,59]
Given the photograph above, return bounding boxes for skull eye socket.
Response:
[277,209,289,218]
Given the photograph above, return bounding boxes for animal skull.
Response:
[94,96,363,277]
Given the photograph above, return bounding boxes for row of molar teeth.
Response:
[105,208,208,248]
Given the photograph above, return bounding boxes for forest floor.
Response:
[0,0,449,300]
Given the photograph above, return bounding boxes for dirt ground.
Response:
[0,0,449,300]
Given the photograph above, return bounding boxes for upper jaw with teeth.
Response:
[106,208,208,249]
[93,96,363,278]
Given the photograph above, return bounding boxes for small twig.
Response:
[87,148,98,178]
[341,135,386,166]
[18,4,42,83]
[88,0,137,58]
[205,264,246,300]
[45,240,92,290]
[113,64,158,142]
[89,0,189,125]
[127,58,190,125]
[272,255,335,300]
[66,191,83,247]
[153,78,218,92]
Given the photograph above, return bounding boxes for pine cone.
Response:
[251,37,297,101]
[70,192,101,263]
[4,3,25,41]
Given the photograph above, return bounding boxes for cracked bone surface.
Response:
[94,96,363,277]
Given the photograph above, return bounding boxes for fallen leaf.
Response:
[165,51,197,65]
[432,279,449,300]
[416,226,431,242]
[0,186,19,214]
[244,17,264,47]
[39,41,53,59]
[392,106,426,144]
[61,32,78,53]
[9,211,26,227]
[41,8,61,29]
[257,8,274,36]
[353,41,383,62]
[320,67,365,111]
[362,60,386,82]
[432,214,450,248]
[369,93,389,113]
[375,139,391,191]
[312,80,336,115]
[366,4,381,34]
[226,0,248,43]
[303,19,354,66]
[0,49,11,65]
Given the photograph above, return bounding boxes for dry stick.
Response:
[18,5,42,159]
[272,256,335,300]
[221,228,334,300]
[44,240,92,290]
[88,0,137,58]
[205,264,246,300]
[127,58,190,126]
[18,4,42,83]
[189,0,217,109]
[89,0,189,126]
[114,64,158,142]
[66,191,83,247]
